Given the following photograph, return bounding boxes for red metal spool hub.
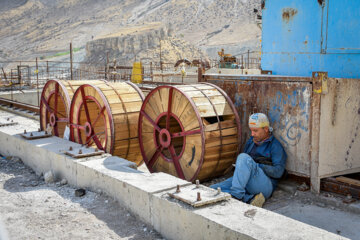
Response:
[69,81,145,165]
[138,83,241,181]
[40,80,84,137]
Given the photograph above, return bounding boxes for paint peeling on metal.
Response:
[262,1,360,78]
[282,8,298,23]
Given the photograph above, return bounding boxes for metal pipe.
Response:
[36,57,39,106]
[247,50,250,69]
[46,61,49,81]
[70,43,73,80]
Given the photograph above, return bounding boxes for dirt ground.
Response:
[0,155,164,240]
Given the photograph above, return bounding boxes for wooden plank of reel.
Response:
[138,83,241,182]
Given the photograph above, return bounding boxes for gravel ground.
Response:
[0,155,164,240]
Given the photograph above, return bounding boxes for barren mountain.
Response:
[0,0,261,67]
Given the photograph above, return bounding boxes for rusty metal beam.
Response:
[0,97,39,114]
[204,74,312,82]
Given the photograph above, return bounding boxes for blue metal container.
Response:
[261,0,360,78]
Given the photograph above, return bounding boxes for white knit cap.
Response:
[249,113,273,132]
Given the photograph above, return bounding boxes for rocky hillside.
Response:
[85,23,208,65]
[0,0,262,67]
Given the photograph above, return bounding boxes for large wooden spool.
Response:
[69,81,145,165]
[40,80,86,137]
[138,83,241,181]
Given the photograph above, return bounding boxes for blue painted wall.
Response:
[261,0,360,78]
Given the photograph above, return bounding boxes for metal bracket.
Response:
[312,72,328,94]
[168,184,231,207]
[65,146,104,158]
[21,130,52,140]
[0,121,18,127]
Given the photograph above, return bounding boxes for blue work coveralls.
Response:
[210,135,287,203]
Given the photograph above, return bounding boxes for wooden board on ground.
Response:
[335,176,360,187]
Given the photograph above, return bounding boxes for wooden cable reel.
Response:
[40,79,86,137]
[138,83,241,181]
[69,81,145,165]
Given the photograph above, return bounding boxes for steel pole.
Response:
[70,43,73,80]
[36,57,39,106]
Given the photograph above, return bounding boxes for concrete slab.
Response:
[151,192,345,240]
[76,158,190,223]
[273,202,360,239]
[264,187,360,240]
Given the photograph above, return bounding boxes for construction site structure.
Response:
[217,48,237,69]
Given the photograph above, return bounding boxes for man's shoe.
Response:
[250,193,265,208]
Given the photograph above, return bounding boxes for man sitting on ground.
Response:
[210,113,287,207]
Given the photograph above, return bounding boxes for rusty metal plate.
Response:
[168,184,231,207]
[206,76,312,177]
[21,131,52,140]
[65,146,104,158]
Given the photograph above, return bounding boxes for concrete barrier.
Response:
[0,123,347,240]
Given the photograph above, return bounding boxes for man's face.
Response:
[250,127,269,143]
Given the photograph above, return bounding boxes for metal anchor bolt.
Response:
[78,149,82,154]
[197,192,201,201]
[24,130,27,134]
[196,179,200,188]
[38,128,41,132]
[69,146,73,151]
[176,185,180,193]
[30,133,33,137]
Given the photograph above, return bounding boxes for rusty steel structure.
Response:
[203,71,360,194]
[0,59,204,89]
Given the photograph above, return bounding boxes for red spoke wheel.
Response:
[69,81,145,165]
[40,80,84,137]
[138,84,241,182]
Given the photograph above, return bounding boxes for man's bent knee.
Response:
[236,153,256,166]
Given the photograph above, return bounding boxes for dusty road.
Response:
[0,155,164,240]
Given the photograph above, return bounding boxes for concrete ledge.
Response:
[0,126,348,240]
